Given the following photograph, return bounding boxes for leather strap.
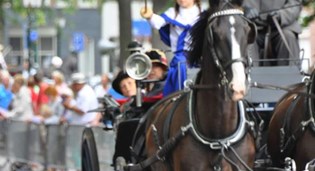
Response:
[272,16,296,60]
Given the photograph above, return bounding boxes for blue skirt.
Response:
[163,53,187,97]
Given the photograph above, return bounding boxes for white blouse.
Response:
[149,5,200,52]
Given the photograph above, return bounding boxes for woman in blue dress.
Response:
[140,0,202,96]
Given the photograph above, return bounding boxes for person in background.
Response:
[62,73,99,125]
[61,51,78,82]
[94,73,111,97]
[0,44,7,70]
[112,48,169,109]
[51,70,68,95]
[94,73,113,128]
[59,87,76,124]
[33,71,49,115]
[111,61,166,166]
[107,41,143,101]
[140,0,202,96]
[2,74,33,120]
[22,59,36,80]
[144,49,168,97]
[41,85,63,123]
[243,0,302,66]
[0,70,13,111]
[27,76,39,116]
[111,70,138,167]
[30,104,60,124]
[112,70,137,104]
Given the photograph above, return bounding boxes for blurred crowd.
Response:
[0,41,169,129]
[0,68,107,126]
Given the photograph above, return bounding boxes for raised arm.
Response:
[140,7,169,30]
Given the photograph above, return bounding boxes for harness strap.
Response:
[263,26,271,62]
[163,94,187,142]
[281,119,312,157]
[272,16,296,61]
[251,82,315,99]
[130,94,181,163]
[130,116,149,163]
[307,74,315,132]
[124,125,191,171]
[280,95,302,155]
[280,95,315,159]
[220,145,254,171]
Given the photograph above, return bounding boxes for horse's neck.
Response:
[194,67,239,138]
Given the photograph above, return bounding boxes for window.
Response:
[9,37,22,51]
[40,37,53,51]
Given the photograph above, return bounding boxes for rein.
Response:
[251,82,315,99]
[272,16,296,61]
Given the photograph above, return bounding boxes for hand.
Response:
[59,117,68,124]
[244,6,259,20]
[267,11,280,25]
[140,7,153,19]
[0,115,6,120]
[63,100,73,110]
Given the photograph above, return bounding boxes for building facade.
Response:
[4,1,102,80]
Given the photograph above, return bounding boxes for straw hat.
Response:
[145,49,168,71]
[70,73,86,84]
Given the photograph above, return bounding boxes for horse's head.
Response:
[189,1,256,101]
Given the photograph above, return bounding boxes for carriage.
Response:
[81,0,315,171]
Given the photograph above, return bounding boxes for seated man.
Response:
[112,49,169,168]
[243,0,302,66]
[144,49,168,97]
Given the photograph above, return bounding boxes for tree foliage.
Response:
[302,0,315,27]
[0,0,104,26]
[0,0,103,44]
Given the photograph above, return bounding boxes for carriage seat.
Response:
[245,65,304,111]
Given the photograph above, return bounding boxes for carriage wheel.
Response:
[81,127,100,171]
[115,156,126,171]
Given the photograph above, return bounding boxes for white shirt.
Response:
[71,84,99,125]
[94,84,109,98]
[149,5,200,52]
[6,86,34,120]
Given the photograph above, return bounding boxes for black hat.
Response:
[112,71,130,95]
[127,41,143,52]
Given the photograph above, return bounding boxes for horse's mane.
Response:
[187,1,243,66]
[187,10,210,66]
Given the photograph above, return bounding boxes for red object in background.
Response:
[115,94,163,106]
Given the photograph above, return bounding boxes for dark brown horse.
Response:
[267,72,315,170]
[141,0,257,170]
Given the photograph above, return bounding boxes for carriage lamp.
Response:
[125,52,152,107]
[125,52,152,80]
